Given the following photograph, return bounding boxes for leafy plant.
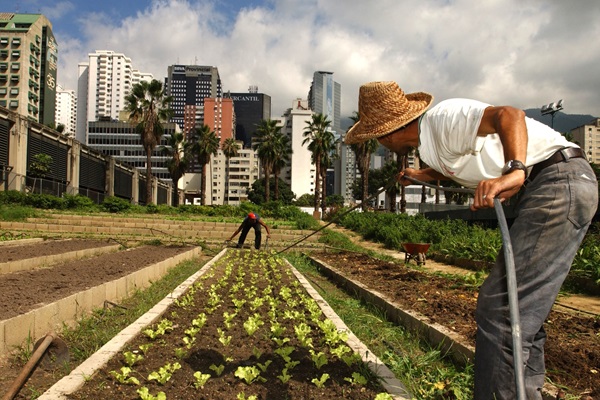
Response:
[148,362,181,385]
[234,366,266,384]
[193,371,211,389]
[309,350,328,369]
[137,387,166,400]
[209,364,225,376]
[109,367,140,385]
[123,351,144,367]
[311,373,330,388]
[344,372,368,386]
[277,368,292,383]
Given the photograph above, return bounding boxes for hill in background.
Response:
[524,109,597,133]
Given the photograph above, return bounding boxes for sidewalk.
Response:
[328,224,600,316]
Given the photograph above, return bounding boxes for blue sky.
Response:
[2,0,599,120]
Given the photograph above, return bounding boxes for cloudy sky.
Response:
[8,0,600,123]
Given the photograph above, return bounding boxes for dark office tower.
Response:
[165,64,222,136]
[0,13,57,125]
[228,86,271,148]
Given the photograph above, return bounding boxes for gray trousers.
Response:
[474,157,598,399]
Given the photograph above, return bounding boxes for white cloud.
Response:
[55,0,600,119]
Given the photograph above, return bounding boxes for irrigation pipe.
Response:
[401,175,526,400]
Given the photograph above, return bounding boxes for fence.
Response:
[0,107,176,206]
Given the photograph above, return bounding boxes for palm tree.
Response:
[302,113,334,214]
[161,130,192,207]
[193,124,219,205]
[124,79,173,205]
[222,137,241,205]
[271,132,293,201]
[319,140,337,216]
[253,119,281,202]
[348,111,379,211]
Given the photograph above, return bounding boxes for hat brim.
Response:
[344,92,433,145]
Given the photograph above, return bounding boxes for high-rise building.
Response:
[204,97,234,146]
[0,13,57,125]
[76,50,153,144]
[571,118,600,164]
[164,64,222,136]
[278,98,316,198]
[55,84,76,137]
[87,120,178,181]
[228,87,271,148]
[308,71,349,200]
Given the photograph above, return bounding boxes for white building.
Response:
[278,98,316,199]
[185,143,260,206]
[55,84,76,137]
[76,50,153,144]
[571,118,600,164]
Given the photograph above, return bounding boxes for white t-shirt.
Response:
[418,99,577,188]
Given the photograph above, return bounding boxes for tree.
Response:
[222,138,241,205]
[302,113,335,214]
[29,153,53,193]
[271,132,293,201]
[294,193,315,207]
[319,137,338,216]
[348,111,379,211]
[253,119,281,202]
[192,124,220,206]
[161,130,192,207]
[124,79,173,205]
[247,177,295,205]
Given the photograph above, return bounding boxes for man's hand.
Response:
[397,168,419,186]
[471,170,526,210]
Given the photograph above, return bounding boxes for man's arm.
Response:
[259,220,271,237]
[228,223,244,241]
[472,105,528,210]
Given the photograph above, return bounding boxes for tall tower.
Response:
[0,13,57,125]
[164,64,222,136]
[76,50,153,144]
[307,71,341,137]
[228,87,271,148]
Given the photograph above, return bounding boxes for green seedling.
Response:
[147,362,181,385]
[274,346,294,362]
[344,372,368,386]
[277,368,292,384]
[309,350,328,370]
[234,366,266,384]
[109,367,140,385]
[256,360,272,373]
[193,371,211,389]
[137,387,166,400]
[123,351,143,367]
[311,373,330,388]
[209,364,225,376]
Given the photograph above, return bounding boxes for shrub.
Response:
[25,193,66,209]
[63,194,97,210]
[0,190,29,205]
[102,196,132,213]
[146,203,159,214]
[0,204,37,221]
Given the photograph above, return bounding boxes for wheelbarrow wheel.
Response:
[417,253,426,266]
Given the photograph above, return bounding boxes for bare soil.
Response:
[309,250,600,399]
[0,238,116,263]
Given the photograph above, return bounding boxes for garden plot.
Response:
[48,249,406,400]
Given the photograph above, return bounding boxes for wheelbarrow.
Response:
[402,242,431,266]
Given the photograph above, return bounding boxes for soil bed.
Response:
[309,250,599,398]
[70,250,390,400]
[0,244,193,320]
[0,239,115,263]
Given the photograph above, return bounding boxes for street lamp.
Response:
[541,99,563,129]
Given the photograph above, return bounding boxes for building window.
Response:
[11,38,21,46]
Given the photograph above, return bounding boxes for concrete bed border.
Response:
[0,246,202,357]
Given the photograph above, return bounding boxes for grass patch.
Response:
[0,204,38,221]
[285,252,474,399]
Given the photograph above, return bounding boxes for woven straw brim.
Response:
[345,83,433,144]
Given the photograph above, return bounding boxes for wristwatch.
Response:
[502,160,528,178]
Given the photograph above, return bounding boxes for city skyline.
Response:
[4,0,599,123]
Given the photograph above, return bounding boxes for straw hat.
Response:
[344,81,433,144]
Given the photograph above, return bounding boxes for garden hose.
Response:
[401,175,525,400]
